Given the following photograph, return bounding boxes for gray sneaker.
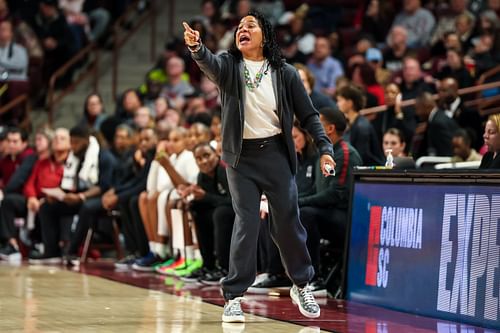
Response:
[222,297,245,323]
[290,285,321,318]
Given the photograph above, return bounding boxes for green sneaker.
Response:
[154,258,175,273]
[173,259,203,277]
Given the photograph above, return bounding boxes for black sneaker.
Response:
[180,266,209,283]
[114,254,138,270]
[200,268,227,285]
[28,251,62,265]
[0,244,21,261]
[247,274,292,294]
[309,278,328,298]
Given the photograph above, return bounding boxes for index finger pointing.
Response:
[182,22,194,33]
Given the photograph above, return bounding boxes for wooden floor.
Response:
[0,262,496,333]
[0,263,317,333]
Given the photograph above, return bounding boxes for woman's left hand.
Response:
[320,154,336,177]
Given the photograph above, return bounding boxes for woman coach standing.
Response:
[183,11,335,323]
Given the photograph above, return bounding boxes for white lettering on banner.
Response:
[437,194,500,322]
[367,205,423,289]
[380,207,423,250]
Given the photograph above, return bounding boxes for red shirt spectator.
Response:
[23,157,64,198]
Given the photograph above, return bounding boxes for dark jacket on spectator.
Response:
[344,115,384,166]
[427,109,460,156]
[3,153,37,194]
[0,147,34,187]
[299,139,362,209]
[195,161,232,207]
[479,152,500,169]
[115,149,154,204]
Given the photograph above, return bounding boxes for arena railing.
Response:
[46,42,99,125]
[111,0,157,99]
[0,93,31,130]
[359,66,500,118]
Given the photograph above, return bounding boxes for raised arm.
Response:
[182,21,228,86]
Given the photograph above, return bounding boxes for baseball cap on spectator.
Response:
[366,48,383,63]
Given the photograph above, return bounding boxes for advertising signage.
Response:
[345,182,500,330]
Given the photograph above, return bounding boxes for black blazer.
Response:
[428,109,459,156]
[479,152,500,169]
[191,45,333,174]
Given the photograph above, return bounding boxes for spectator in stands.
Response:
[390,0,436,48]
[307,36,344,97]
[366,47,391,86]
[415,92,459,157]
[115,89,143,124]
[350,63,385,106]
[133,106,154,130]
[299,106,362,289]
[470,10,500,74]
[382,127,407,158]
[294,63,337,110]
[436,48,475,88]
[337,84,384,165]
[384,25,411,73]
[160,56,195,110]
[186,122,212,151]
[451,128,482,163]
[27,0,76,87]
[0,127,34,188]
[67,127,156,267]
[278,5,315,56]
[480,114,500,168]
[78,93,107,133]
[0,128,69,260]
[0,0,43,61]
[179,142,234,284]
[360,0,396,45]
[398,56,435,101]
[153,96,169,121]
[455,13,476,52]
[437,77,483,149]
[0,20,29,125]
[109,124,136,187]
[372,83,415,148]
[58,0,110,49]
[29,125,115,264]
[200,74,220,109]
[431,0,474,48]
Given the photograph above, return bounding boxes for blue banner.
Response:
[346,182,500,330]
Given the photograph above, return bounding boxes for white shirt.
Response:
[444,97,461,119]
[242,59,281,139]
[146,150,199,193]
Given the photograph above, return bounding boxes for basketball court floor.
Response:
[0,262,496,333]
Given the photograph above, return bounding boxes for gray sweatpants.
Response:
[221,135,314,300]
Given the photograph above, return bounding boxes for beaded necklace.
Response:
[243,60,269,91]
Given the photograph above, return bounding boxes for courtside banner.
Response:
[345,182,500,330]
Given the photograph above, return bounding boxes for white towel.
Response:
[61,136,100,191]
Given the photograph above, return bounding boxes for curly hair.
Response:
[228,10,284,70]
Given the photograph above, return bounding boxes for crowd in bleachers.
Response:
[1,0,500,296]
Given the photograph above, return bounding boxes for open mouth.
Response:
[239,35,250,44]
